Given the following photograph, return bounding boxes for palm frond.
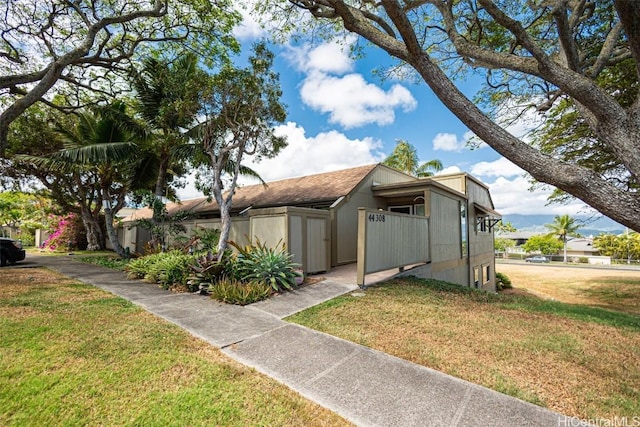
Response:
[53,142,140,164]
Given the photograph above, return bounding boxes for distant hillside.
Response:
[501,214,625,236]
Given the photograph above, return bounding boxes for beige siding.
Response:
[289,215,303,266]
[466,177,498,291]
[357,208,429,286]
[432,175,465,193]
[194,218,251,246]
[250,215,286,248]
[250,207,331,274]
[429,190,463,262]
[307,217,328,273]
[332,166,413,265]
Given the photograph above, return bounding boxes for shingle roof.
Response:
[208,164,377,212]
[123,164,378,221]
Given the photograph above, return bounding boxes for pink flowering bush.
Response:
[42,214,83,251]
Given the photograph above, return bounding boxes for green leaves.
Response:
[383,139,443,177]
[228,239,301,292]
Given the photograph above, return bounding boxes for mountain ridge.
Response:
[501,214,625,236]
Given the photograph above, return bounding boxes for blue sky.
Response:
[179,9,593,217]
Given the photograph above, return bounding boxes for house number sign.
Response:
[368,213,386,222]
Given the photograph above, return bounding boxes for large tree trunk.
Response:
[101,191,128,258]
[216,201,232,258]
[79,206,103,251]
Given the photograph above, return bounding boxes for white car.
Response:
[525,256,549,263]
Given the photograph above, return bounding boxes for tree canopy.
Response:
[195,43,287,256]
[383,139,443,177]
[545,214,581,262]
[263,0,640,232]
[0,0,240,151]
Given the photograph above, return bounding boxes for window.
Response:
[484,264,491,284]
[414,204,425,216]
[477,216,490,233]
[460,201,468,257]
[473,266,480,288]
[389,205,412,215]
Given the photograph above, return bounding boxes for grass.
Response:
[287,276,640,421]
[497,263,640,315]
[0,268,350,427]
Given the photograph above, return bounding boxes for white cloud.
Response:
[432,130,479,152]
[436,166,462,175]
[232,3,267,40]
[470,157,524,178]
[285,39,417,129]
[239,122,385,183]
[285,39,356,74]
[486,176,587,215]
[300,72,416,128]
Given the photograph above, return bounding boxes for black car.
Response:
[0,237,26,266]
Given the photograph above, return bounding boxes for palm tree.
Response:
[545,214,582,262]
[52,102,144,258]
[130,53,209,198]
[383,139,443,177]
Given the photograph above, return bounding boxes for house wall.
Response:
[192,218,251,247]
[396,179,498,291]
[250,207,331,274]
[405,187,470,286]
[356,208,430,286]
[331,167,414,266]
[466,178,498,291]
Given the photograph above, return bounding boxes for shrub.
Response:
[125,251,196,290]
[42,213,86,251]
[125,252,170,279]
[228,239,301,292]
[495,272,512,291]
[145,252,196,289]
[186,250,231,293]
[209,277,272,305]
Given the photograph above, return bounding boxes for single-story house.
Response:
[120,163,502,291]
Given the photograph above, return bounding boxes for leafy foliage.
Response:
[594,232,640,262]
[195,42,287,255]
[0,0,240,149]
[186,250,230,293]
[382,139,443,177]
[209,277,272,306]
[42,214,86,251]
[131,190,192,250]
[545,215,582,262]
[265,1,640,233]
[522,235,563,255]
[143,251,196,290]
[495,272,512,291]
[228,239,301,292]
[494,237,516,252]
[0,191,58,245]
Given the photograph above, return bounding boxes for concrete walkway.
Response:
[24,255,586,427]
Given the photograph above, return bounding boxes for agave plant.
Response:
[228,238,301,292]
[186,250,228,293]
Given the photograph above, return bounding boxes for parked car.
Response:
[0,237,26,266]
[525,255,549,263]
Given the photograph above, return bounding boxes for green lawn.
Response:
[0,268,350,427]
[287,276,640,421]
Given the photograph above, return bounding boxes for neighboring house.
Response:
[497,231,540,247]
[565,237,600,257]
[120,164,502,291]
